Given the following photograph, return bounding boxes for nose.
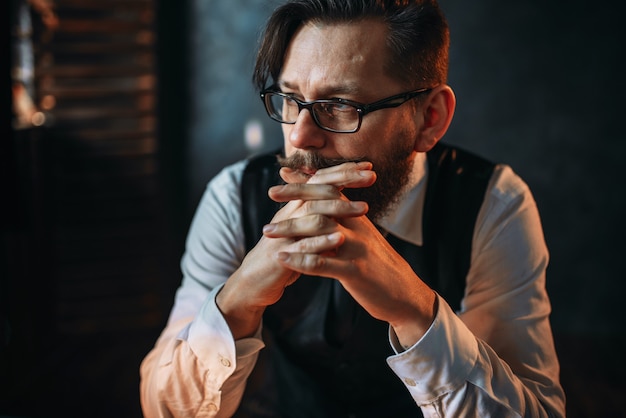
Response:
[285,109,326,150]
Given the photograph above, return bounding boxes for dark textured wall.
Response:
[188,0,625,337]
[442,0,626,337]
[187,0,283,203]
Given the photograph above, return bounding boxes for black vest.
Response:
[235,143,494,418]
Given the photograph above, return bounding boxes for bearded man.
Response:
[140,1,565,417]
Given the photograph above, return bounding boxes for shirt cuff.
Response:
[185,284,265,384]
[386,294,479,403]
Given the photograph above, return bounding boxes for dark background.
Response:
[2,0,625,417]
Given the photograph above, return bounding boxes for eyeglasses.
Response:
[260,87,433,133]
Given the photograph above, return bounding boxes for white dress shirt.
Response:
[140,151,566,417]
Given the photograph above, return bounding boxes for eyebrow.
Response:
[278,80,362,97]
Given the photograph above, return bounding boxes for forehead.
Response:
[279,19,398,97]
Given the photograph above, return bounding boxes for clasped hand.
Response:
[218,161,435,346]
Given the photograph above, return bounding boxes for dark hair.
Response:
[252,0,450,91]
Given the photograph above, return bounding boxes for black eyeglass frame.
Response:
[259,87,434,133]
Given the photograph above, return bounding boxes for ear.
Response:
[413,85,456,152]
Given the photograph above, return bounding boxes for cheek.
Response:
[282,125,294,154]
[364,120,418,158]
[357,125,396,153]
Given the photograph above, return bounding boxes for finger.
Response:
[263,213,337,238]
[279,167,310,184]
[263,201,367,238]
[280,162,372,179]
[286,232,344,254]
[280,162,376,189]
[279,164,371,184]
[268,183,341,202]
[274,251,345,277]
[308,162,376,188]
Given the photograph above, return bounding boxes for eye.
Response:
[318,102,353,117]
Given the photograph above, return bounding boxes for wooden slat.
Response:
[37,64,155,78]
[48,115,156,131]
[54,19,154,34]
[49,130,154,142]
[54,0,153,11]
[50,138,157,158]
[50,108,155,121]
[40,40,155,54]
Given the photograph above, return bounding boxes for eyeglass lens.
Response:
[266,93,359,132]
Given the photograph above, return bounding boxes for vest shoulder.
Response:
[244,149,282,174]
[428,142,495,178]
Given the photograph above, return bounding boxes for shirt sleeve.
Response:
[387,164,566,417]
[140,160,265,418]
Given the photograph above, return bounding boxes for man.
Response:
[140,0,565,417]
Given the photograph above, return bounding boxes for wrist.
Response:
[391,291,438,350]
[216,283,265,340]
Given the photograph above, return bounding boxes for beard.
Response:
[277,143,415,222]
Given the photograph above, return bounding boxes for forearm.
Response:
[387,296,564,418]
[415,343,562,418]
[215,273,265,341]
[140,288,264,418]
[140,327,227,418]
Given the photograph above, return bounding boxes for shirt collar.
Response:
[377,152,427,246]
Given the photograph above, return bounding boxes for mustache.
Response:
[277,151,366,171]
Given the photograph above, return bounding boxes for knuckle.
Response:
[303,254,325,271]
[342,164,357,175]
[295,239,309,252]
[314,214,329,229]
[328,184,342,197]
[301,200,314,213]
[317,184,340,197]
[334,199,347,211]
[282,218,295,231]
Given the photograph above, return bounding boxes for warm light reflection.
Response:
[245,119,264,151]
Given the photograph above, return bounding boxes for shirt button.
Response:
[219,356,231,367]
[403,377,417,387]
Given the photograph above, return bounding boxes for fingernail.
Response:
[351,201,367,211]
[263,224,275,233]
[327,232,341,243]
